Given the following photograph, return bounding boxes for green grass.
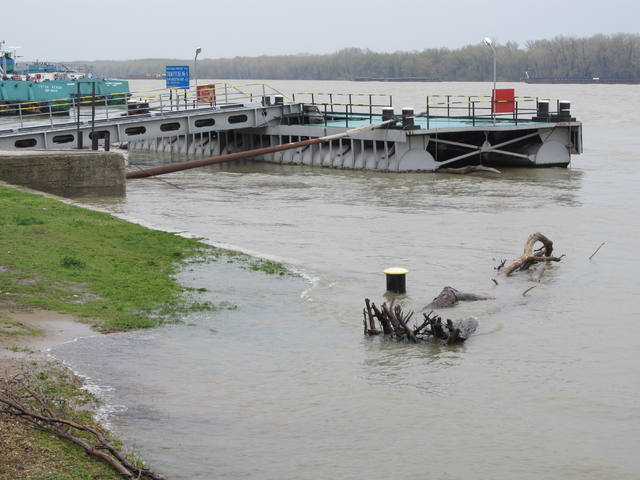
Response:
[0,316,42,339]
[0,186,296,479]
[0,362,146,480]
[0,186,291,332]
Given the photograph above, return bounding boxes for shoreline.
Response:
[1,176,295,478]
[0,309,97,376]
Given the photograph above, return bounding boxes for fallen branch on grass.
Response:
[0,375,166,480]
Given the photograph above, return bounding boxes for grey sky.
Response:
[4,0,638,62]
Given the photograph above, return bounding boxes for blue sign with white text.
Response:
[166,66,190,89]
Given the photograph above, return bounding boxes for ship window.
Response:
[52,134,75,144]
[89,131,110,140]
[195,118,215,127]
[228,115,248,124]
[15,138,37,148]
[125,126,146,136]
[160,122,181,132]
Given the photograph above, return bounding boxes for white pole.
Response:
[484,37,497,124]
[194,47,202,89]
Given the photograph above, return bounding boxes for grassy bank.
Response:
[0,184,291,479]
[1,362,136,479]
[0,185,288,332]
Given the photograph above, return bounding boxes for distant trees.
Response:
[88,33,640,81]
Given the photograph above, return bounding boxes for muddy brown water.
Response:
[47,80,640,479]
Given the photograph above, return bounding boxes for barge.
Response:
[0,82,582,172]
[0,43,130,115]
[351,77,440,82]
[522,71,640,84]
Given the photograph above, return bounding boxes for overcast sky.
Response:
[3,0,638,62]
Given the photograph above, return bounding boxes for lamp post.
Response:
[484,37,496,123]
[194,47,202,88]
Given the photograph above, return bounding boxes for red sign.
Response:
[492,88,515,113]
[197,84,216,104]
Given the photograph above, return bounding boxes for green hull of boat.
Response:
[0,78,131,115]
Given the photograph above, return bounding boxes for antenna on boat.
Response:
[9,46,21,60]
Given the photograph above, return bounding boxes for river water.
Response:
[49,80,640,479]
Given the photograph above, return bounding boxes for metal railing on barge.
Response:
[291,93,573,129]
[0,81,576,152]
[0,82,293,131]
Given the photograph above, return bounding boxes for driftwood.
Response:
[362,234,566,345]
[0,374,166,480]
[589,242,605,260]
[364,298,478,345]
[531,262,547,282]
[419,286,494,311]
[437,165,501,174]
[498,232,564,278]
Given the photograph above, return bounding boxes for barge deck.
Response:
[0,83,582,172]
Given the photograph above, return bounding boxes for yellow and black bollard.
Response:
[384,267,409,294]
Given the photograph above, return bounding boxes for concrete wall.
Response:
[0,150,125,197]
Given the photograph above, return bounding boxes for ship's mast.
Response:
[1,40,6,78]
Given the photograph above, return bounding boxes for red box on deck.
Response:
[197,84,216,103]
[492,88,515,113]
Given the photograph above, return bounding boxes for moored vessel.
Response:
[0,42,130,115]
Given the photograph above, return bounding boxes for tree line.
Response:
[87,33,640,81]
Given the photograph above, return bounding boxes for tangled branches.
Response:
[364,298,478,345]
[0,373,166,480]
[497,232,564,278]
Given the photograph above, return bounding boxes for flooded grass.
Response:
[0,186,290,332]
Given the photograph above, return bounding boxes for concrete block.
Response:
[0,150,125,197]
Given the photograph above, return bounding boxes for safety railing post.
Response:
[76,83,83,149]
[426,96,430,130]
[90,83,98,150]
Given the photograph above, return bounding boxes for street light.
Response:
[194,47,202,88]
[484,37,497,123]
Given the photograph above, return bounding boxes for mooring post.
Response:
[384,267,409,294]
